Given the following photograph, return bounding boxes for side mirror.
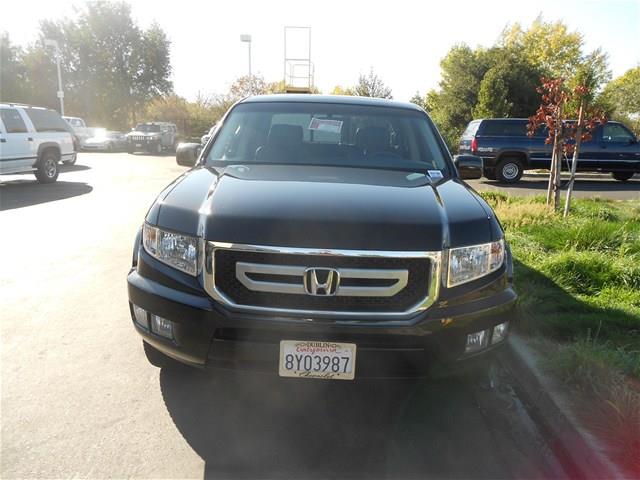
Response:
[453,154,483,180]
[176,142,201,167]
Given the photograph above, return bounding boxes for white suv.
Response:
[0,104,77,183]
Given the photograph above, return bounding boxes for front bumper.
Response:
[127,257,517,378]
[82,143,109,151]
[128,139,160,152]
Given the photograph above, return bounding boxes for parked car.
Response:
[82,129,128,152]
[62,115,92,148]
[128,95,515,379]
[459,118,640,183]
[126,122,177,154]
[1,103,77,183]
[200,124,218,145]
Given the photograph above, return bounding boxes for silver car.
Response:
[82,129,128,152]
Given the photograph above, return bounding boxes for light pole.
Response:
[240,34,252,95]
[44,39,64,116]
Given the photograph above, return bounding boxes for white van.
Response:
[0,104,77,183]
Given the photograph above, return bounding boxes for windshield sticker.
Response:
[308,117,343,134]
[428,170,443,180]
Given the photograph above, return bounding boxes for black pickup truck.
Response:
[127,95,515,380]
[458,118,640,183]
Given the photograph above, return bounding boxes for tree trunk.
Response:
[551,103,564,210]
[563,98,586,218]
[546,143,556,205]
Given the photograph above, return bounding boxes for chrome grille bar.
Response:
[236,262,408,297]
[203,242,442,319]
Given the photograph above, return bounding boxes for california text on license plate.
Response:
[279,340,356,380]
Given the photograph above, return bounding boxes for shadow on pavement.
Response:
[160,367,557,479]
[0,180,93,210]
[60,164,92,173]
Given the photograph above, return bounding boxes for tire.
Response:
[143,341,184,370]
[611,172,634,182]
[34,149,60,183]
[496,157,524,183]
[107,142,114,152]
[155,142,162,155]
[483,168,497,180]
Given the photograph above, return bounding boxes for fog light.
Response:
[465,329,490,354]
[132,304,148,329]
[491,321,509,344]
[151,314,173,339]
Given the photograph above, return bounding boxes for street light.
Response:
[240,34,252,95]
[44,39,64,115]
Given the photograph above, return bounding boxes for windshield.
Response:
[135,124,160,132]
[206,102,450,173]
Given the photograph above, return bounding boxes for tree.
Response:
[409,91,426,110]
[28,1,172,128]
[473,49,543,119]
[473,67,512,118]
[0,33,28,102]
[423,18,610,152]
[600,66,640,134]
[423,47,481,149]
[501,16,583,79]
[331,85,355,96]
[528,77,606,212]
[425,44,533,149]
[354,69,392,99]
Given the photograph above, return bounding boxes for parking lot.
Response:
[2,152,628,478]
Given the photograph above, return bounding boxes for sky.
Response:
[3,0,639,101]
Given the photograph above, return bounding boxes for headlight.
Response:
[447,239,504,287]
[142,223,200,275]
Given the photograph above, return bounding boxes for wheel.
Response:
[34,150,59,183]
[611,172,634,182]
[143,341,184,370]
[496,157,524,183]
[483,168,497,180]
[155,142,162,155]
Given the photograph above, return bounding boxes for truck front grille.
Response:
[205,243,441,317]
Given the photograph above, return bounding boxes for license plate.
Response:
[279,340,356,380]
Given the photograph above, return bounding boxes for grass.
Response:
[482,192,640,355]
[482,192,640,474]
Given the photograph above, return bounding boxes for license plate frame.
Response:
[278,340,356,380]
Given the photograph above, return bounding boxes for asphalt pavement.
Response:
[468,172,639,200]
[0,152,587,479]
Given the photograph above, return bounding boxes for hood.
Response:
[148,165,500,251]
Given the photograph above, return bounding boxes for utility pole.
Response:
[240,34,252,94]
[44,39,64,115]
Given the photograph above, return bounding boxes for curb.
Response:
[498,334,628,479]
